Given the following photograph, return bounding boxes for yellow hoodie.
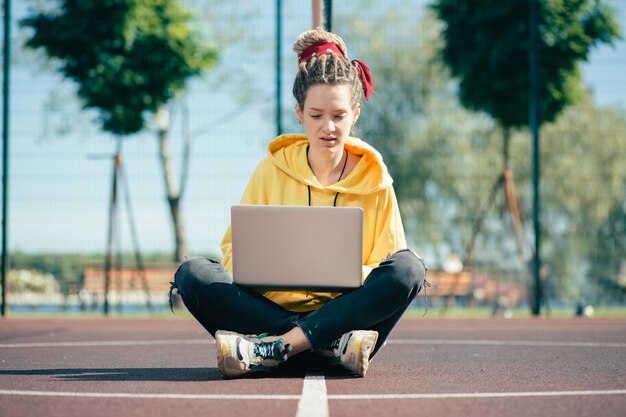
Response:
[221,134,406,312]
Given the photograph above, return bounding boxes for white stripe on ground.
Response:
[0,390,298,400]
[296,373,329,417]
[327,390,626,400]
[1,339,625,348]
[388,339,626,348]
[0,389,625,400]
[0,339,213,348]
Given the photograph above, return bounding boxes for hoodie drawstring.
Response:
[307,186,342,207]
[307,148,348,207]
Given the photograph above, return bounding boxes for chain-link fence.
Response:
[3,1,626,315]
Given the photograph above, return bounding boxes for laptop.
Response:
[231,205,363,291]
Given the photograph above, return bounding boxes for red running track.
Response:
[1,317,625,417]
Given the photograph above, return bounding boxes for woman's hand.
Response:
[362,265,373,283]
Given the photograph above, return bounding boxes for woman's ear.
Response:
[295,104,303,124]
[353,103,361,125]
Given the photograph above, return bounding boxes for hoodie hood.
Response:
[267,134,393,195]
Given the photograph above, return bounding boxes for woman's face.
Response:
[295,84,360,156]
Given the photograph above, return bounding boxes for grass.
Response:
[7,306,626,320]
[404,305,626,319]
[4,306,193,319]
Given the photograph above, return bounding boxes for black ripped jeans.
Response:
[171,249,426,357]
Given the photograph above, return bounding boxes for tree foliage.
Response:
[343,6,626,302]
[431,0,621,128]
[537,97,626,298]
[345,9,505,260]
[587,204,626,302]
[21,0,217,135]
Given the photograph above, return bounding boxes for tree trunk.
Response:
[501,127,539,315]
[312,0,323,28]
[463,173,503,265]
[463,126,533,314]
[156,108,188,262]
[167,193,186,262]
[501,127,529,263]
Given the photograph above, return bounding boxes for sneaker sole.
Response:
[215,330,232,378]
[216,330,254,378]
[354,330,379,377]
[215,330,281,379]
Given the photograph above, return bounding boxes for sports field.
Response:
[1,317,625,417]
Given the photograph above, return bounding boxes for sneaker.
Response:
[319,330,378,377]
[215,330,292,378]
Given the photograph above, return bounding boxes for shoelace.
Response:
[253,339,291,361]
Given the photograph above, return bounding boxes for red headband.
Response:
[298,41,376,101]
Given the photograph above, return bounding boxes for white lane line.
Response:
[0,340,213,348]
[328,389,626,400]
[296,373,329,417]
[1,339,625,349]
[0,389,625,401]
[0,390,298,400]
[388,339,626,348]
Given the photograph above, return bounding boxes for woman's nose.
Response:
[322,118,335,132]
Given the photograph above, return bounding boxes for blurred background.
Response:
[2,0,625,317]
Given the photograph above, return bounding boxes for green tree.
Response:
[431,0,621,311]
[431,0,620,129]
[342,5,626,306]
[21,0,217,261]
[537,96,626,300]
[345,9,504,262]
[587,204,626,302]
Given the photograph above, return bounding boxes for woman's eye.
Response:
[310,115,321,119]
[334,114,346,120]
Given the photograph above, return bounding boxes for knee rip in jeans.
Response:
[384,249,431,317]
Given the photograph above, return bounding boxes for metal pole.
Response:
[104,141,122,316]
[312,0,323,28]
[2,0,12,317]
[276,0,282,136]
[529,0,542,316]
[323,0,332,32]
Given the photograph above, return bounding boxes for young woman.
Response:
[170,28,427,378]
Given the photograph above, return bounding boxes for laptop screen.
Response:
[231,205,363,290]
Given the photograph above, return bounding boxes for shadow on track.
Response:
[0,352,359,381]
[0,368,221,382]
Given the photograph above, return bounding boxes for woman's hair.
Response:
[292,27,363,110]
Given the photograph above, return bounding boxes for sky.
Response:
[3,0,626,258]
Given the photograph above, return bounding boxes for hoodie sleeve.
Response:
[220,159,272,272]
[364,186,407,272]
